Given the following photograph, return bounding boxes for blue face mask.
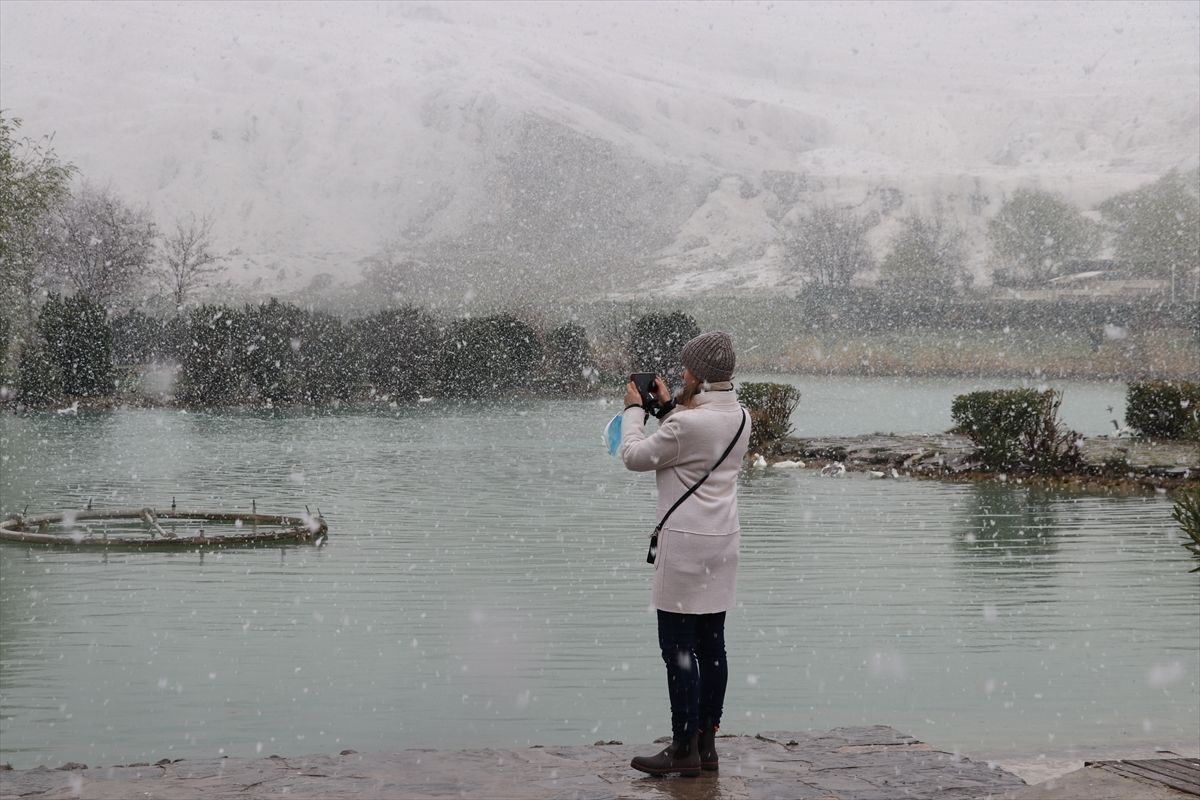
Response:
[604,412,622,456]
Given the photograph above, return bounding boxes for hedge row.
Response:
[10,300,715,409]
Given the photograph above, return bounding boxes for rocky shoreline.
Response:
[5,726,1191,799]
[0,726,1027,800]
[757,433,1199,491]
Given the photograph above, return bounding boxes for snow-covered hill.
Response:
[2,0,1197,302]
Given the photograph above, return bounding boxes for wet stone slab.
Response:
[0,726,1026,800]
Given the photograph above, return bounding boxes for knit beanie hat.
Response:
[680,331,735,383]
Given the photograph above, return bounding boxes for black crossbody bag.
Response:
[647,408,747,565]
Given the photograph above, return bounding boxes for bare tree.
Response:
[46,182,157,306]
[783,205,877,289]
[159,212,229,306]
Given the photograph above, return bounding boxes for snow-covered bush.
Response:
[1125,381,1200,440]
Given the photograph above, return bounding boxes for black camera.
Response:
[630,372,661,413]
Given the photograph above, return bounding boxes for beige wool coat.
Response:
[618,387,751,614]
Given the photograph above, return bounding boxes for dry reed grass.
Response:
[742,329,1197,380]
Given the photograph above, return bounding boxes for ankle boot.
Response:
[630,731,701,777]
[699,725,718,771]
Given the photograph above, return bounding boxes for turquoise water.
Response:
[0,380,1196,769]
[738,373,1129,436]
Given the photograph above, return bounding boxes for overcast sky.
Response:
[2,1,1197,295]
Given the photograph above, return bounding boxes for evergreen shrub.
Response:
[439,314,542,397]
[1125,381,1200,439]
[37,294,114,397]
[177,304,248,405]
[0,313,10,387]
[739,381,801,450]
[111,311,185,364]
[951,389,1081,474]
[545,323,595,395]
[354,307,442,401]
[17,333,61,407]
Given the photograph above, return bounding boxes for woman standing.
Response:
[618,330,750,777]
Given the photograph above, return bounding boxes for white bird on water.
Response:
[56,401,79,415]
[751,454,768,469]
[820,461,846,477]
[771,459,804,469]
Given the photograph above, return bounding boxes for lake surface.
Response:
[1,376,1196,770]
[739,372,1130,437]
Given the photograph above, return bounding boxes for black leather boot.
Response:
[630,731,701,777]
[699,725,718,772]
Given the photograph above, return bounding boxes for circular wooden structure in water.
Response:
[0,507,328,549]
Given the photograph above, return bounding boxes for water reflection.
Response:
[628,773,735,799]
[952,484,1062,578]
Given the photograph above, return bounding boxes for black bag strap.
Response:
[654,407,747,535]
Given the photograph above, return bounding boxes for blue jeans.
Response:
[656,610,728,743]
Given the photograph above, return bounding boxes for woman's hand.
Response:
[624,381,643,408]
[624,376,670,408]
[652,376,671,405]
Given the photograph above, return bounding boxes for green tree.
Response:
[784,205,876,290]
[1099,169,1200,299]
[988,188,1101,286]
[880,210,969,296]
[0,114,75,340]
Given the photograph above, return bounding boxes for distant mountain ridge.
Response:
[2,0,1197,303]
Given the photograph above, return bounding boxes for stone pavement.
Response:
[1,726,1027,800]
[996,765,1195,800]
